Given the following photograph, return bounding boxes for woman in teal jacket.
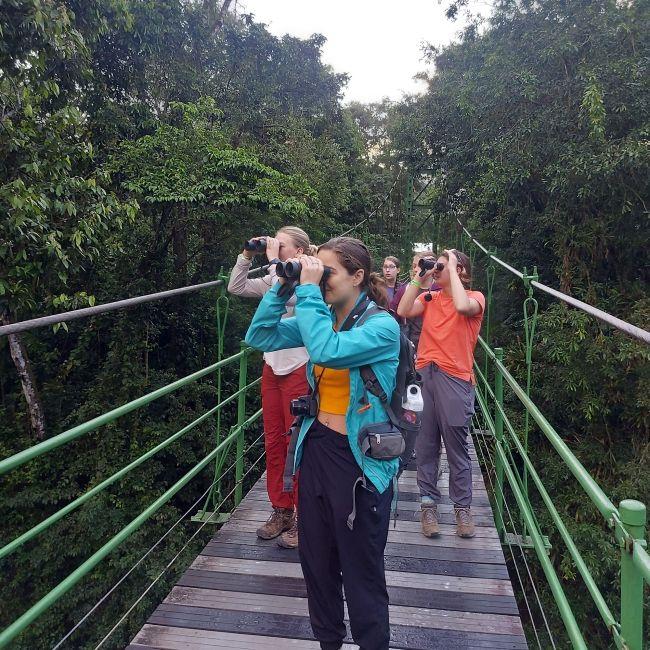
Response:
[245,237,399,650]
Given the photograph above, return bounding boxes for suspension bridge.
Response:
[1,174,648,650]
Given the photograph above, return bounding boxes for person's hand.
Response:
[417,256,436,282]
[265,237,281,262]
[298,255,325,285]
[242,236,265,260]
[444,249,460,273]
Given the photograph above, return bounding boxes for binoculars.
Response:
[243,238,267,253]
[276,260,332,282]
[418,258,444,276]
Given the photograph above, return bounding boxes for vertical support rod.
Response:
[235,341,248,506]
[484,259,496,384]
[620,499,646,650]
[494,347,505,540]
[404,174,414,259]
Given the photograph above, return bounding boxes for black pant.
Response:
[297,420,392,650]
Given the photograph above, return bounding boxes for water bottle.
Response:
[402,384,424,413]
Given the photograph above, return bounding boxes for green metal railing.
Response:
[404,171,648,648]
[462,242,648,649]
[0,330,263,648]
[473,340,648,649]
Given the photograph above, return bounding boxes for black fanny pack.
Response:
[357,422,405,461]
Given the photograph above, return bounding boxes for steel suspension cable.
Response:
[471,421,544,649]
[340,167,403,237]
[473,415,557,648]
[52,431,264,649]
[94,448,268,649]
[456,218,650,345]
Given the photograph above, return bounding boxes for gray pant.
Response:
[416,363,475,507]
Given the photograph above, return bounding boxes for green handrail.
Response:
[473,361,621,640]
[472,337,647,649]
[0,349,248,476]
[0,407,262,648]
[0,376,261,561]
[477,336,619,522]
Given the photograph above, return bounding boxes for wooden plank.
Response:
[206,530,508,564]
[222,509,491,528]
[190,556,515,596]
[229,502,499,528]
[200,541,510,579]
[148,603,528,649]
[219,518,502,550]
[164,586,524,636]
[132,624,359,649]
[227,509,499,538]
[177,569,522,616]
[246,485,492,506]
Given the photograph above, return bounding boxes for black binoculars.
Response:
[418,258,444,276]
[276,260,332,282]
[243,237,267,253]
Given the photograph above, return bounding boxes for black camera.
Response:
[276,260,332,282]
[418,258,444,277]
[243,237,267,253]
[290,394,318,418]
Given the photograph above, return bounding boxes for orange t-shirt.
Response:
[416,290,485,382]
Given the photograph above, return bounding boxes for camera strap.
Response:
[282,298,372,493]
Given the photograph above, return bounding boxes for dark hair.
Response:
[384,255,400,269]
[440,249,472,288]
[319,237,389,308]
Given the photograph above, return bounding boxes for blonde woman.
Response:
[228,226,312,549]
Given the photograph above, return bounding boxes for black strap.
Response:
[336,296,372,332]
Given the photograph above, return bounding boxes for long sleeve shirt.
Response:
[227,255,308,375]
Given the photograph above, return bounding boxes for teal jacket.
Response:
[245,283,400,493]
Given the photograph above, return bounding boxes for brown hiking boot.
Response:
[455,506,476,538]
[277,519,298,549]
[421,504,440,538]
[256,507,294,540]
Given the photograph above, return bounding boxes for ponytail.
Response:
[367,272,389,309]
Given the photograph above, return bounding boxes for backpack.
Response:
[355,305,422,477]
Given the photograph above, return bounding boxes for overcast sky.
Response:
[237,1,483,104]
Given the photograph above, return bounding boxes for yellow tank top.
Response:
[313,365,350,415]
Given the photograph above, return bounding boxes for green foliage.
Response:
[0,2,384,647]
[391,1,649,646]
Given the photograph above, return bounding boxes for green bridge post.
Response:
[619,499,647,650]
[494,347,505,540]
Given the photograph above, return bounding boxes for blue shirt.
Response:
[245,283,401,493]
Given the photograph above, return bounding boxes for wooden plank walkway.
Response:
[130,439,527,649]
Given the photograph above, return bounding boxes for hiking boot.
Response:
[421,504,440,538]
[256,507,294,540]
[455,506,476,538]
[277,519,299,549]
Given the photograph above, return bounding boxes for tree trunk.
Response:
[172,214,188,285]
[204,0,234,34]
[1,314,46,439]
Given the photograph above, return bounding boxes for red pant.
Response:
[261,363,309,509]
